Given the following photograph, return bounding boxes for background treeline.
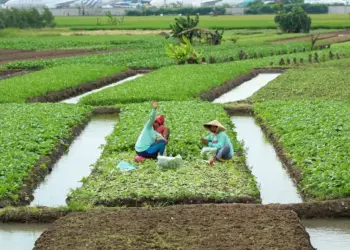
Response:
[126,7,226,16]
[245,2,329,15]
[0,8,55,29]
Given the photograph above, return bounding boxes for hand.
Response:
[201,137,209,145]
[152,100,158,109]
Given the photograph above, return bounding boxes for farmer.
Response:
[201,120,234,164]
[134,101,170,162]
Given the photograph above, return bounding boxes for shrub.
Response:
[0,8,55,29]
[275,7,311,33]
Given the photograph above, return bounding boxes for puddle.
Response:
[303,219,350,250]
[61,74,143,104]
[213,73,280,103]
[0,223,48,250]
[231,116,302,204]
[30,114,118,207]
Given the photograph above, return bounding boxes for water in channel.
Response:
[61,74,143,104]
[303,219,350,250]
[213,73,280,103]
[0,223,48,250]
[30,114,118,207]
[231,116,302,204]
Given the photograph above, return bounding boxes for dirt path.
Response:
[0,49,122,65]
[0,69,33,80]
[34,204,315,250]
[273,30,350,44]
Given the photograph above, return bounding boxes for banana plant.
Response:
[165,36,201,64]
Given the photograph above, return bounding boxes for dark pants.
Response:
[216,144,232,160]
[136,140,166,159]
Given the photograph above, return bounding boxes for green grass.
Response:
[54,15,350,30]
[0,64,126,103]
[68,101,259,206]
[253,100,350,200]
[252,65,350,102]
[0,104,92,204]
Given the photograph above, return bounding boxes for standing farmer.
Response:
[134,101,169,162]
[201,120,234,165]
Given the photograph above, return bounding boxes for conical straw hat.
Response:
[204,120,226,132]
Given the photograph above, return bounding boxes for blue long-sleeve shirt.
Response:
[205,131,234,156]
[135,109,164,152]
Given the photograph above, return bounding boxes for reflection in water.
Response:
[61,74,143,104]
[0,223,48,250]
[231,116,302,204]
[303,219,350,250]
[31,114,118,207]
[213,73,280,103]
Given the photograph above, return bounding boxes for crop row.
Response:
[0,104,92,205]
[77,48,350,106]
[68,101,260,206]
[251,64,350,102]
[0,64,126,103]
[253,100,350,200]
[54,15,350,30]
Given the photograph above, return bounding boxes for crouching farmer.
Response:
[134,101,169,162]
[201,120,234,165]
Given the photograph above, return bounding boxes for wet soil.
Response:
[0,49,123,65]
[272,31,350,45]
[200,68,286,102]
[34,204,315,250]
[268,199,350,219]
[27,69,151,103]
[0,69,33,80]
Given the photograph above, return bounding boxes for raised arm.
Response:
[145,101,158,129]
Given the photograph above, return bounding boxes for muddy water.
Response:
[303,219,350,250]
[231,116,302,204]
[61,74,143,104]
[0,223,48,250]
[213,73,280,103]
[31,114,118,207]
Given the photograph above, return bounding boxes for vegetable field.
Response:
[0,64,126,103]
[252,66,350,102]
[254,100,350,200]
[0,104,92,205]
[68,101,260,206]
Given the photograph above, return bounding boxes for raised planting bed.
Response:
[67,101,259,206]
[67,152,259,206]
[0,104,93,207]
[34,204,315,250]
[251,66,350,102]
[253,100,350,200]
[0,64,127,103]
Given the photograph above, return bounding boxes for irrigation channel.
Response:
[1,73,349,250]
[61,74,143,104]
[213,73,350,250]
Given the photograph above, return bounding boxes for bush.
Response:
[275,7,311,33]
[0,8,55,29]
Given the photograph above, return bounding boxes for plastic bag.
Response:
[116,161,138,172]
[157,155,183,168]
[201,147,217,160]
